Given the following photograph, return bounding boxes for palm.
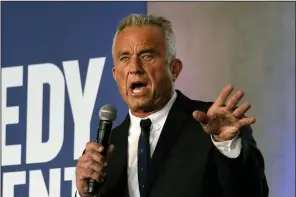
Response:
[193,85,256,141]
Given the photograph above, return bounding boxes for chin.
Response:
[130,99,153,111]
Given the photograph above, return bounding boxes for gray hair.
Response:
[112,14,176,64]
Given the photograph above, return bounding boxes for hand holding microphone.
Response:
[75,105,117,197]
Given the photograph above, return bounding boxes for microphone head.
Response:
[99,104,117,121]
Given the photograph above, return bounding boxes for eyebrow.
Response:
[117,51,130,57]
[117,48,157,57]
[138,48,156,55]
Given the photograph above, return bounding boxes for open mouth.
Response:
[130,82,148,94]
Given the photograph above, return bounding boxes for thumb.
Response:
[192,110,210,126]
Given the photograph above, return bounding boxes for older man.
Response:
[75,14,269,197]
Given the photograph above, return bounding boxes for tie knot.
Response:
[140,118,152,130]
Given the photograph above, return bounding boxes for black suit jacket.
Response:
[93,90,268,197]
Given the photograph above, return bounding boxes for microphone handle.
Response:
[88,120,113,194]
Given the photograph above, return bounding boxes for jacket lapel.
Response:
[101,115,130,197]
[143,90,213,197]
[143,91,195,196]
[104,90,213,197]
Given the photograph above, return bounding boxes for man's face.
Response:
[112,25,181,115]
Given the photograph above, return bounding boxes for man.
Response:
[75,14,269,197]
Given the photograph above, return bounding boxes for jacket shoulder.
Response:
[175,89,213,114]
[189,99,214,113]
[109,115,130,144]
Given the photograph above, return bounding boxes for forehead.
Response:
[114,25,166,55]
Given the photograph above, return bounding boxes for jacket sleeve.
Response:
[213,125,269,197]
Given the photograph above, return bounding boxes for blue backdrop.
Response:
[1,2,147,197]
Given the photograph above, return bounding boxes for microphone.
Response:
[88,104,117,194]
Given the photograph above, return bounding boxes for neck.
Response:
[131,89,174,118]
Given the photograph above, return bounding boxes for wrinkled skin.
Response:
[112,25,183,118]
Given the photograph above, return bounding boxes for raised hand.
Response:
[193,85,256,142]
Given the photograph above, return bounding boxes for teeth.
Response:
[133,89,142,93]
[131,86,146,94]
[132,88,142,93]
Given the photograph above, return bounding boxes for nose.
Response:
[128,57,144,75]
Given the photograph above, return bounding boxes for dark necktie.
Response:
[138,118,152,197]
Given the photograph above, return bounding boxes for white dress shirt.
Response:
[76,90,242,197]
[127,90,242,197]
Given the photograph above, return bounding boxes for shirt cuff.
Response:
[211,132,242,159]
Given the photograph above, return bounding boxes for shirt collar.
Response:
[129,90,177,131]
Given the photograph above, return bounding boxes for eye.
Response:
[120,57,129,62]
[142,55,153,61]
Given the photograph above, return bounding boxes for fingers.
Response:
[192,85,256,142]
[226,90,244,111]
[77,145,107,179]
[193,110,225,135]
[192,110,210,125]
[213,85,234,107]
[76,142,115,195]
[86,141,104,153]
[214,85,247,113]
[76,162,104,182]
[233,102,251,118]
[239,117,256,126]
[81,149,106,168]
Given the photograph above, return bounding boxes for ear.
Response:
[170,59,183,82]
[112,67,116,81]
